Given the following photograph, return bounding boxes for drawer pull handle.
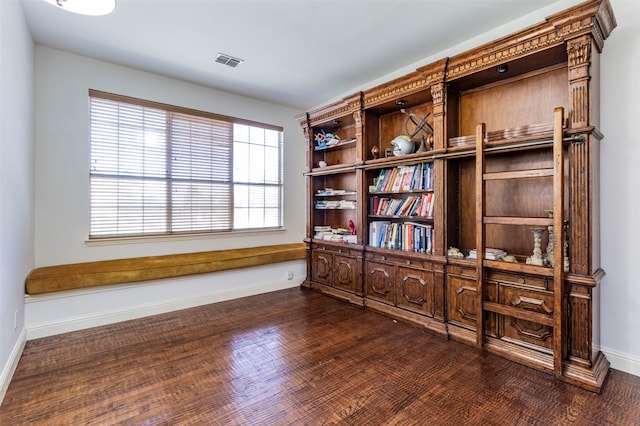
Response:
[518,277,525,284]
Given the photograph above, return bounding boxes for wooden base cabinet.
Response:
[298,0,616,392]
[364,250,446,335]
[304,242,364,306]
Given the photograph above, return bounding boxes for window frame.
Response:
[88,89,284,240]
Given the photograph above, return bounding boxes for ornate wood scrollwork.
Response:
[568,37,592,67]
[353,110,361,128]
[567,35,593,129]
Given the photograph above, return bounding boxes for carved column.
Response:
[567,36,598,275]
[353,109,363,161]
[567,35,593,130]
[431,83,446,150]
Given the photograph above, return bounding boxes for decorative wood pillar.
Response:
[353,110,363,161]
[568,139,591,276]
[567,36,598,276]
[567,36,594,130]
[431,82,446,151]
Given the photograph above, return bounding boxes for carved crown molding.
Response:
[295,112,309,127]
[363,58,448,109]
[446,0,616,81]
[363,71,429,108]
[307,93,362,127]
[297,1,616,132]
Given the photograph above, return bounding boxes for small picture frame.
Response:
[385,147,394,158]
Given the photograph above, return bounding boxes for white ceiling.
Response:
[20,0,578,111]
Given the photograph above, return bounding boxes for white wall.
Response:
[34,46,306,265]
[0,0,34,402]
[599,0,640,376]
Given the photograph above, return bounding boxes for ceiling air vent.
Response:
[214,53,244,68]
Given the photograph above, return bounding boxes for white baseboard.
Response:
[25,260,306,340]
[0,327,26,406]
[26,277,302,340]
[600,345,640,377]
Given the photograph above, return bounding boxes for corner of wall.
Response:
[0,327,26,406]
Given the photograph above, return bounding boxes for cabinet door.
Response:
[396,266,434,315]
[311,250,333,286]
[333,253,357,293]
[447,274,478,330]
[365,260,395,305]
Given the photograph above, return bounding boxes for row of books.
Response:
[372,163,434,193]
[369,221,434,254]
[370,193,434,217]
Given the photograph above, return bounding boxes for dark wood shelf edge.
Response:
[312,139,357,152]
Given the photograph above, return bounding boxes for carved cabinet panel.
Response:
[333,253,359,293]
[311,244,363,295]
[365,253,440,317]
[447,274,478,330]
[311,250,333,286]
[396,266,434,315]
[446,264,478,330]
[365,260,395,305]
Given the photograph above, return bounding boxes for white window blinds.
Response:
[89,90,282,238]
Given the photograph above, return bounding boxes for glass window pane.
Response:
[249,126,264,144]
[233,142,249,183]
[264,129,280,147]
[234,123,249,143]
[249,144,265,183]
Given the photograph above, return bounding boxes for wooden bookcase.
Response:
[297,0,616,392]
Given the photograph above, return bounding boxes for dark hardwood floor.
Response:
[1,287,639,425]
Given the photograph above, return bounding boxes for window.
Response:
[89,90,283,238]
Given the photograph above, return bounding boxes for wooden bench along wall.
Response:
[25,243,307,295]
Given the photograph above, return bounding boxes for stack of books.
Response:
[467,248,507,260]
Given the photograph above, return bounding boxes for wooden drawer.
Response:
[498,285,554,351]
[486,271,549,291]
[313,243,361,258]
[447,263,476,278]
[365,251,433,270]
[501,286,554,313]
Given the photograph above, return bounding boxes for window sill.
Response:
[85,227,287,247]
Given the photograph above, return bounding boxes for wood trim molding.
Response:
[445,0,616,81]
[307,93,362,127]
